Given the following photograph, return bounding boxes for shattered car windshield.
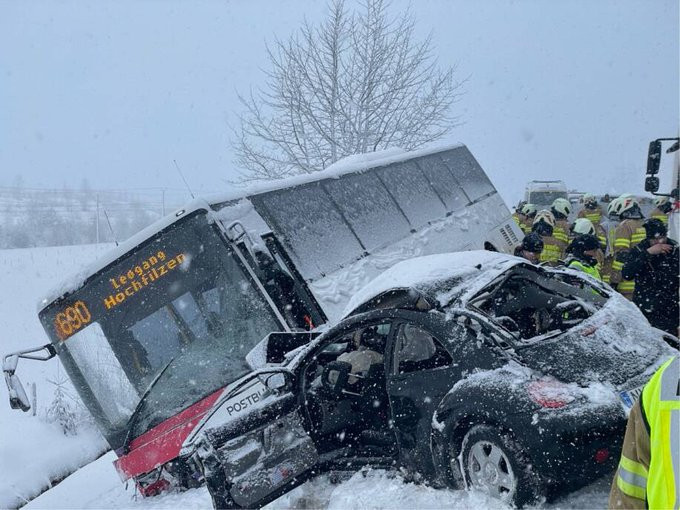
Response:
[466,265,607,342]
[39,211,280,446]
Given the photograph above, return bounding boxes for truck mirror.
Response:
[645,176,660,193]
[647,140,662,175]
[5,373,31,412]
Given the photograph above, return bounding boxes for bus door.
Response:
[219,221,325,331]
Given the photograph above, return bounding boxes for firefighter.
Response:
[520,203,538,234]
[551,198,572,245]
[513,232,544,263]
[571,218,607,279]
[564,234,602,280]
[512,201,527,228]
[621,218,679,335]
[608,356,680,510]
[532,210,565,265]
[577,193,605,225]
[610,196,646,300]
[649,196,673,226]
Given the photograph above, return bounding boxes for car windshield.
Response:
[39,211,281,447]
[467,265,608,342]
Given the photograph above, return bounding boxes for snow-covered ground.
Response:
[23,450,612,510]
[0,245,111,509]
[1,243,614,509]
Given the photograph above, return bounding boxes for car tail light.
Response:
[594,448,610,464]
[528,379,575,409]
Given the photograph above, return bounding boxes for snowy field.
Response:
[1,244,613,509]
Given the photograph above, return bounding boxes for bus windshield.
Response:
[39,210,281,447]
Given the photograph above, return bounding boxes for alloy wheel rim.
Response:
[465,439,516,500]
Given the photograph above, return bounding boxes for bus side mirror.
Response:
[647,140,662,175]
[645,176,660,193]
[5,374,30,412]
[3,354,18,374]
[2,344,57,412]
[3,356,30,412]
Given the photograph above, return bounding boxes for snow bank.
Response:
[0,245,110,508]
[1,419,106,509]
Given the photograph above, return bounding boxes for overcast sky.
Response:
[1,0,677,204]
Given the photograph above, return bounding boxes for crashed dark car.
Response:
[183,251,677,508]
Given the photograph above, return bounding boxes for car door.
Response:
[198,376,320,509]
[386,318,467,475]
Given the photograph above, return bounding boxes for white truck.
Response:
[524,180,568,209]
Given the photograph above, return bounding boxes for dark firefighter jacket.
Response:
[622,238,679,335]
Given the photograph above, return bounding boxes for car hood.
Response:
[513,293,677,388]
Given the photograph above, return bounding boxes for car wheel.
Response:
[459,425,544,508]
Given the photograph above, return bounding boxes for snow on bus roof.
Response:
[343,250,520,317]
[201,143,464,205]
[39,143,466,310]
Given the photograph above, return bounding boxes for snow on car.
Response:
[182,251,677,509]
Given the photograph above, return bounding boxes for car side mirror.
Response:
[263,372,288,392]
[645,176,660,193]
[647,140,662,175]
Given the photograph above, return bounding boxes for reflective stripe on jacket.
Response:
[553,219,570,244]
[609,356,680,510]
[539,235,564,264]
[611,219,645,297]
[579,207,604,225]
[650,207,669,226]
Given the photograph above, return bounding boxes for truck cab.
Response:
[524,180,568,209]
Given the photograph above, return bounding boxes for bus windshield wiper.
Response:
[123,357,175,453]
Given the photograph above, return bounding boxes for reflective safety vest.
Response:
[614,357,680,509]
[512,212,523,226]
[650,207,669,226]
[567,259,602,280]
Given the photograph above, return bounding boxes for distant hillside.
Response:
[0,186,193,249]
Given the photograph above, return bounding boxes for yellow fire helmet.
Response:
[534,209,556,228]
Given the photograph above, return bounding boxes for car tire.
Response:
[459,424,545,508]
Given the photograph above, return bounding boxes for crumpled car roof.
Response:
[343,250,524,316]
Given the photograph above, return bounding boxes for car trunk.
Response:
[513,294,674,388]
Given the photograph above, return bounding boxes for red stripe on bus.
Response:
[114,388,224,480]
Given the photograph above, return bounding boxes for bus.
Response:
[3,144,523,495]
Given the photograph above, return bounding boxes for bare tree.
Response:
[233,0,464,182]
